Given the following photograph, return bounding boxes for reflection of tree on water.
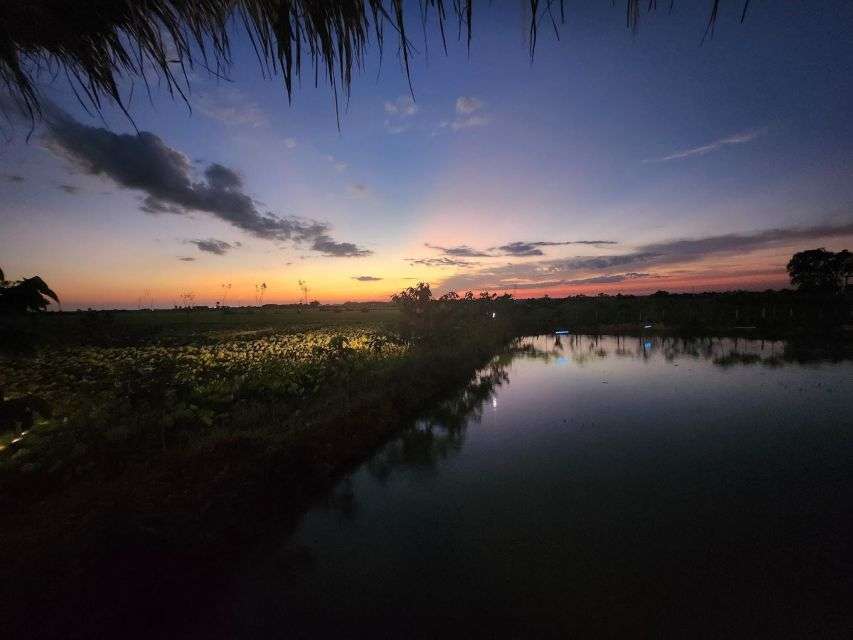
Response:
[364,361,510,485]
[326,333,851,516]
[516,334,853,367]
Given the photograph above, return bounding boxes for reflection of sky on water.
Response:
[229,334,853,636]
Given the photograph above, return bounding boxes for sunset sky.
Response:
[2,3,853,309]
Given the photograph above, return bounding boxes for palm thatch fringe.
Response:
[0,1,749,126]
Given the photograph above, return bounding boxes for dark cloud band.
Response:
[41,106,370,257]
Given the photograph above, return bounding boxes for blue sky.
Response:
[1,2,852,307]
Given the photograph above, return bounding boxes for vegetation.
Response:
[0,288,515,497]
[0,266,58,313]
[787,248,852,294]
[1,1,751,126]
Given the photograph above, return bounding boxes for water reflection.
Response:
[237,334,853,637]
[364,360,509,485]
[317,334,850,523]
[517,333,853,367]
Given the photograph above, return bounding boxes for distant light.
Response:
[11,437,23,444]
[491,312,496,319]
[492,398,497,409]
[644,341,652,349]
[644,324,652,329]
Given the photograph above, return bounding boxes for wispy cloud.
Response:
[492,240,618,257]
[646,128,767,163]
[58,183,80,194]
[407,256,474,268]
[425,240,617,258]
[425,243,492,257]
[352,275,382,282]
[195,88,269,128]
[384,95,419,134]
[437,221,853,293]
[325,155,348,171]
[3,174,25,183]
[188,238,233,255]
[178,256,196,262]
[434,96,491,133]
[348,183,370,198]
[385,95,418,117]
[284,138,297,149]
[455,96,483,115]
[453,96,489,130]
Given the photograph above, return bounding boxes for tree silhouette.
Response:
[392,282,432,316]
[0,267,59,313]
[787,248,852,294]
[1,1,751,126]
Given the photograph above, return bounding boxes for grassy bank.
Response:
[0,307,516,637]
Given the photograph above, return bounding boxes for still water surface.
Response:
[230,336,852,637]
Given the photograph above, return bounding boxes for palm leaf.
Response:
[1,1,748,126]
[27,276,59,303]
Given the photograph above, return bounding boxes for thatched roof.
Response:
[0,1,749,125]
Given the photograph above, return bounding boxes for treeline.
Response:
[395,284,853,337]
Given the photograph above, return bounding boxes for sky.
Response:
[1,2,853,309]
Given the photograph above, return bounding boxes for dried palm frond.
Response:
[0,1,749,126]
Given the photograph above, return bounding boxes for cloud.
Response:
[195,88,269,128]
[646,128,766,163]
[436,221,853,293]
[3,174,25,182]
[425,240,618,258]
[425,243,492,257]
[407,256,474,268]
[312,235,371,257]
[478,272,658,291]
[348,183,369,198]
[178,257,196,262]
[451,115,490,131]
[352,275,383,282]
[636,222,853,258]
[284,138,297,149]
[455,96,484,115]
[385,96,418,117]
[384,95,419,134]
[58,184,79,194]
[325,155,348,171]
[443,96,490,130]
[40,106,370,257]
[188,238,232,255]
[493,240,618,257]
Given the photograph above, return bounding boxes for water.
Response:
[226,336,853,637]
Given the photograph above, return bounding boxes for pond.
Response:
[223,335,852,637]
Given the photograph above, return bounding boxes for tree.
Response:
[787,248,852,294]
[392,282,432,316]
[1,1,751,126]
[0,267,59,313]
